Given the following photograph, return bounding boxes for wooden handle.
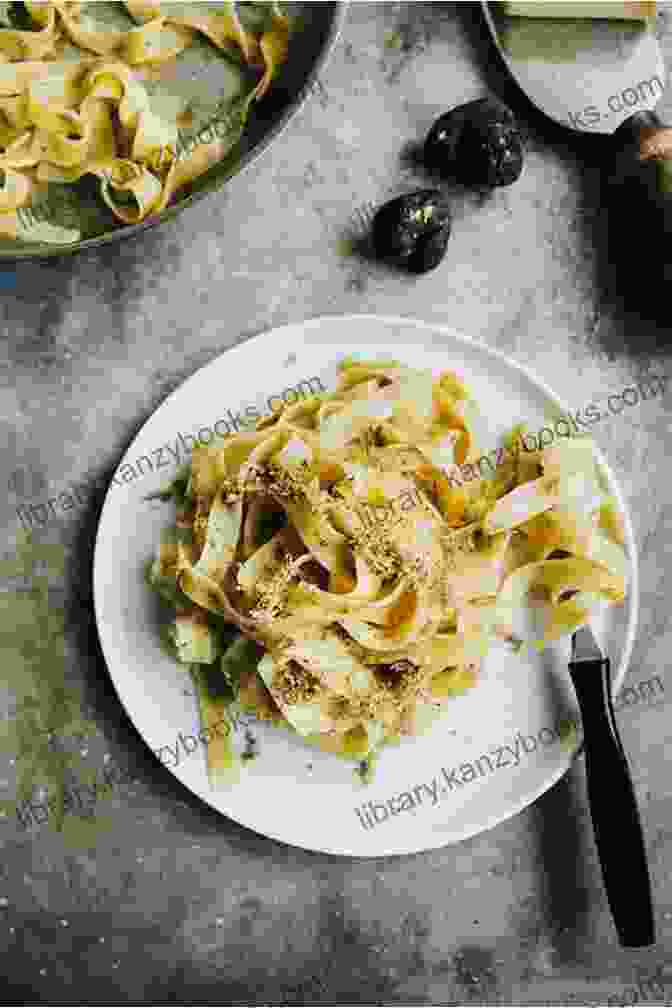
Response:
[639,125,672,161]
[599,109,672,299]
[610,110,672,194]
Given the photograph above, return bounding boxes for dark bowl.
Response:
[0,2,347,261]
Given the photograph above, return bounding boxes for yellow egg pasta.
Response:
[0,2,293,241]
[147,359,629,775]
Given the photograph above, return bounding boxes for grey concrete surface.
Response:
[2,2,672,1004]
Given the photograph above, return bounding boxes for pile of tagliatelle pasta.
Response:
[0,1,290,238]
[147,358,628,779]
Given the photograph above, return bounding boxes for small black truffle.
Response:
[371,189,452,274]
[424,97,524,187]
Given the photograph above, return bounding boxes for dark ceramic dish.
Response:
[0,2,347,260]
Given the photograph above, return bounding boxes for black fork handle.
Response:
[568,656,655,948]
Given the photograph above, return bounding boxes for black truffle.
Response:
[371,189,452,274]
[424,97,524,187]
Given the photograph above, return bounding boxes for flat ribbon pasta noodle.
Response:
[237,530,286,598]
[13,65,115,181]
[424,629,490,677]
[444,528,509,601]
[0,3,60,61]
[583,526,629,586]
[151,109,246,214]
[0,164,33,210]
[120,17,195,65]
[537,590,602,646]
[598,496,626,546]
[456,596,511,647]
[45,7,195,66]
[0,60,67,98]
[191,432,267,503]
[297,575,407,625]
[124,1,258,62]
[124,0,162,21]
[518,509,594,564]
[97,157,162,223]
[240,429,356,578]
[0,214,22,241]
[279,495,354,579]
[339,584,435,653]
[284,552,382,619]
[257,652,338,736]
[0,111,25,150]
[540,435,604,518]
[192,486,244,583]
[146,356,630,773]
[247,5,289,103]
[178,566,230,616]
[38,97,116,180]
[131,106,177,163]
[417,428,463,471]
[483,475,559,534]
[319,399,395,458]
[272,395,325,431]
[25,61,89,132]
[178,565,264,643]
[51,0,127,56]
[162,5,258,64]
[495,556,626,636]
[288,632,375,695]
[428,663,478,701]
[0,107,30,149]
[24,1,58,26]
[34,108,90,168]
[82,61,178,162]
[146,527,192,605]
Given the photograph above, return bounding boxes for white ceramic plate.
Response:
[93,315,638,856]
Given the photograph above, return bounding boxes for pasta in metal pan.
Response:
[0,1,290,238]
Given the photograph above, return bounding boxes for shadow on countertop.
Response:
[529,770,596,962]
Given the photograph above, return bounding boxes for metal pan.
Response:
[0,2,347,260]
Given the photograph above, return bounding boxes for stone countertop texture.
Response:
[2,2,672,1005]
